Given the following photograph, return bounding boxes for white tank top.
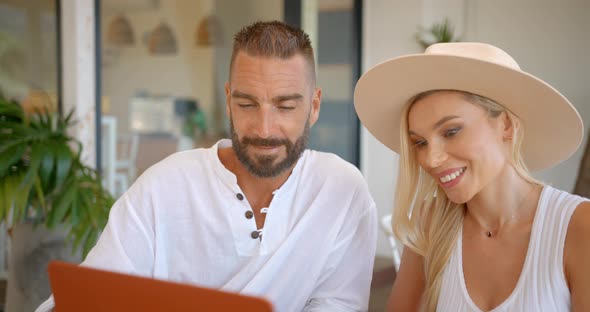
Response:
[437,185,586,311]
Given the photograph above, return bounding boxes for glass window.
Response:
[99,0,283,197]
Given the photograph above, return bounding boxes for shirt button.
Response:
[236,193,244,200]
[245,211,254,219]
[251,231,260,239]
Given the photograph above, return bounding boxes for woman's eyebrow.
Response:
[409,115,460,136]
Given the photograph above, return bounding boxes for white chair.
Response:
[114,133,139,196]
[380,214,402,271]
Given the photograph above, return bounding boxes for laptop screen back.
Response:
[48,261,274,312]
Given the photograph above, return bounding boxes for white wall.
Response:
[363,0,590,257]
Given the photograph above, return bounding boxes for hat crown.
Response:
[426,42,521,70]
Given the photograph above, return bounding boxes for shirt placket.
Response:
[230,187,262,256]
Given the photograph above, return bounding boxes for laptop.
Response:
[47,261,274,312]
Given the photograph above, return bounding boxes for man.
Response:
[37,20,377,312]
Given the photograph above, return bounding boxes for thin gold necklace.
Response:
[481,184,537,238]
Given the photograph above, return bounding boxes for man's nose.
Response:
[254,107,275,138]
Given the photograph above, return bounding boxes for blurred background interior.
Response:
[0,0,589,311]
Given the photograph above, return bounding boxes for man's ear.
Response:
[309,87,322,126]
[224,82,231,118]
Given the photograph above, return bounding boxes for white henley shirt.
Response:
[36,139,377,312]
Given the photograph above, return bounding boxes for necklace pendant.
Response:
[486,231,492,238]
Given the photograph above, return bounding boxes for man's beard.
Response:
[230,119,310,178]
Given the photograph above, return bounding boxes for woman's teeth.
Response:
[440,167,465,183]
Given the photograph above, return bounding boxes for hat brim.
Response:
[354,54,584,172]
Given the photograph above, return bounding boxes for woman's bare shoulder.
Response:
[564,200,590,310]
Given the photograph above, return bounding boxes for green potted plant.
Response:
[415,18,460,49]
[0,92,114,311]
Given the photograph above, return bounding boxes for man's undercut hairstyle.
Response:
[230,20,316,84]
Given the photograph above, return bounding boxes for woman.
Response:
[354,42,590,311]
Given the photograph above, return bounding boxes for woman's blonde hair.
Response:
[393,90,541,311]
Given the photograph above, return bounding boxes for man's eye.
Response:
[278,106,295,110]
[238,103,255,108]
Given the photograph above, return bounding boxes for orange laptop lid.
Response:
[48,261,274,312]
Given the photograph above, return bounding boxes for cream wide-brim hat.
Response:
[354,42,584,172]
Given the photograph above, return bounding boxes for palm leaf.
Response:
[46,178,75,229]
[54,143,73,188]
[0,144,26,176]
[38,144,56,189]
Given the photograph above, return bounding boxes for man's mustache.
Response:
[241,136,291,148]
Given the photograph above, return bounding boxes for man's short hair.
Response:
[229,21,316,84]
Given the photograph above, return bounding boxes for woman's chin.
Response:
[443,191,472,205]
